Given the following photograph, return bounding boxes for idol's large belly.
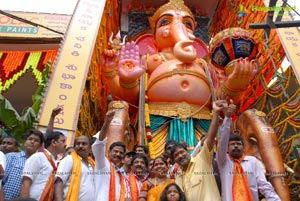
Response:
[147,61,212,107]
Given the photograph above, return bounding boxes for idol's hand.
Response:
[225,58,258,91]
[118,42,145,83]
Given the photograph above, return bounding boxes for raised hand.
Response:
[51,107,62,118]
[118,41,145,83]
[105,110,116,125]
[207,99,229,150]
[225,58,258,91]
[98,110,116,141]
[46,106,63,135]
[213,99,228,115]
[224,99,236,118]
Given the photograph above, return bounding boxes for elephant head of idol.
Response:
[148,0,198,63]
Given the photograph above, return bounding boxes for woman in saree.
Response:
[138,156,174,201]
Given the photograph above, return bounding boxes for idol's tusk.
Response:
[109,32,114,45]
[121,35,127,46]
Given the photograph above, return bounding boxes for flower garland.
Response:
[0,50,57,93]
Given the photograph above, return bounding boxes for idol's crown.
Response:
[149,0,194,31]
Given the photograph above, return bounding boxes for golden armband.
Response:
[103,70,117,78]
[268,172,287,180]
[120,80,139,89]
[221,84,241,97]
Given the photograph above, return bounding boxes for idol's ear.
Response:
[193,38,209,58]
[135,34,158,55]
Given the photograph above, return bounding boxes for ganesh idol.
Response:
[101,1,291,199]
[102,0,257,154]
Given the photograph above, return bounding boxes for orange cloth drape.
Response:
[66,152,95,201]
[129,173,139,201]
[40,150,57,201]
[231,154,253,201]
[109,162,125,201]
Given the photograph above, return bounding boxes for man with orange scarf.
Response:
[92,110,126,201]
[124,154,149,201]
[20,131,66,201]
[216,101,280,201]
[54,136,95,201]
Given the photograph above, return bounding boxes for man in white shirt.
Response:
[0,150,6,178]
[20,131,66,200]
[2,130,44,200]
[92,110,126,201]
[55,135,95,201]
[216,101,280,201]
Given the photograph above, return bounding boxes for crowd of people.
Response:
[0,100,281,201]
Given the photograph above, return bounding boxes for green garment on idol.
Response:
[150,115,211,151]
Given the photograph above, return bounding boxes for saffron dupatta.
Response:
[66,152,95,201]
[129,173,139,201]
[127,172,149,201]
[230,154,253,201]
[109,162,125,201]
[40,150,57,201]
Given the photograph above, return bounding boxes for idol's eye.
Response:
[183,20,193,29]
[159,18,170,27]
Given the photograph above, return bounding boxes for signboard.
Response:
[0,12,71,38]
[276,15,300,83]
[260,0,300,83]
[38,0,106,145]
